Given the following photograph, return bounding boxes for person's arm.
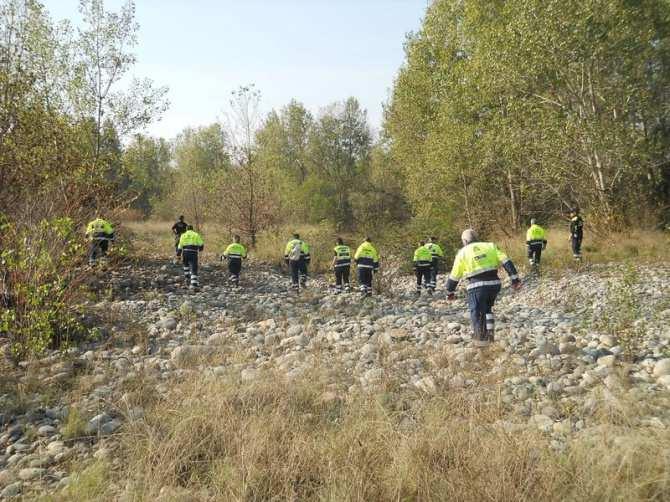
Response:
[445,255,464,298]
[496,246,520,287]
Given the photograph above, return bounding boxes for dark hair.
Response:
[419,240,425,246]
[179,215,184,220]
[431,236,437,241]
[293,233,300,239]
[187,225,193,231]
[336,237,343,245]
[234,234,240,242]
[365,236,371,242]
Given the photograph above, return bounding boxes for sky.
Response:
[41,0,428,139]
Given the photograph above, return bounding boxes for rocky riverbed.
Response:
[1,259,669,499]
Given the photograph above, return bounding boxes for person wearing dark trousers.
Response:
[413,241,434,296]
[85,217,114,266]
[171,216,188,258]
[222,235,247,286]
[447,229,521,347]
[425,237,444,289]
[526,219,547,267]
[354,237,379,297]
[569,209,584,260]
[177,225,204,290]
[284,233,311,292]
[332,237,352,293]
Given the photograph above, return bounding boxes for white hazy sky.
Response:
[42,0,428,139]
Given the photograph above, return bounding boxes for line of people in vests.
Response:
[83,211,584,347]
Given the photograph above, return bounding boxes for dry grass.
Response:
[497,227,670,274]
[85,369,670,502]
[124,220,670,278]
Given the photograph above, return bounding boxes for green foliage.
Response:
[1,218,87,358]
[386,0,670,231]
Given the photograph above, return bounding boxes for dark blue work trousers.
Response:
[466,285,501,341]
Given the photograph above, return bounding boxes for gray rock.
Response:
[597,355,616,367]
[18,467,46,480]
[0,470,13,487]
[0,482,21,498]
[158,316,177,331]
[101,419,122,435]
[653,358,670,378]
[286,325,302,337]
[85,413,112,435]
[37,425,56,436]
[170,345,208,366]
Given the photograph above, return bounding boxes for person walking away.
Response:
[177,225,204,290]
[171,216,188,260]
[413,241,434,296]
[354,237,379,297]
[85,216,114,266]
[222,235,247,286]
[446,229,521,347]
[284,233,310,292]
[526,219,547,267]
[425,236,444,289]
[569,209,584,260]
[332,237,351,293]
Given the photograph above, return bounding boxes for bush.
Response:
[0,217,88,358]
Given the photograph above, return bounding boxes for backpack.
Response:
[288,242,302,262]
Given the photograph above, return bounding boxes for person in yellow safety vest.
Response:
[177,225,204,289]
[85,216,114,266]
[284,233,311,292]
[354,237,379,297]
[425,236,444,288]
[446,229,521,347]
[526,219,547,266]
[222,234,247,287]
[413,241,434,296]
[332,237,352,293]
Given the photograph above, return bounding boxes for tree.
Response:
[74,0,168,164]
[169,124,230,228]
[386,0,670,230]
[217,85,279,246]
[308,97,372,229]
[123,134,172,216]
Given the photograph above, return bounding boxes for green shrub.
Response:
[0,217,87,358]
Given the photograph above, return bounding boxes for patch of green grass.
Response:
[61,407,89,440]
[41,460,111,502]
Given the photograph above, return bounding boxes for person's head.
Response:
[530,218,536,225]
[430,236,438,242]
[365,236,371,243]
[293,233,300,240]
[233,234,240,243]
[336,237,343,245]
[570,208,579,217]
[178,215,184,222]
[419,240,425,246]
[461,228,477,246]
[187,225,193,231]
